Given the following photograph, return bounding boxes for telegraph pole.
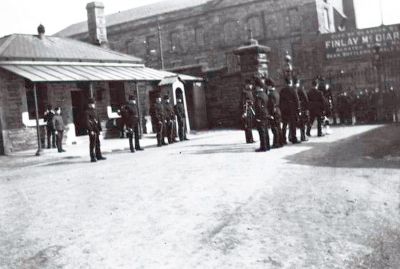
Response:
[157,20,165,70]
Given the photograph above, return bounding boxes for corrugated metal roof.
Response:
[0,62,202,82]
[0,34,142,63]
[55,0,210,37]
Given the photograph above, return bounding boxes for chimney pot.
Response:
[37,24,45,39]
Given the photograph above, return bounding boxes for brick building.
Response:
[57,0,350,127]
[0,22,201,155]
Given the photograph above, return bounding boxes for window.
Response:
[223,21,240,45]
[323,8,330,29]
[145,35,158,55]
[246,16,262,38]
[195,27,205,47]
[169,31,181,52]
[25,81,48,119]
[288,7,301,32]
[109,82,126,108]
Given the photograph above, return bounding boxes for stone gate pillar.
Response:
[233,39,271,86]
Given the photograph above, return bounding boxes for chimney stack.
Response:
[86,2,108,47]
[342,0,357,29]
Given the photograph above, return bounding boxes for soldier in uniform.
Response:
[52,107,65,153]
[44,105,56,149]
[254,78,271,152]
[174,97,189,141]
[294,78,309,142]
[280,78,300,144]
[120,95,144,153]
[241,79,255,144]
[265,78,283,148]
[163,95,177,144]
[151,96,167,147]
[85,98,106,162]
[307,79,325,137]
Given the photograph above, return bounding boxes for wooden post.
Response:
[135,82,143,138]
[33,83,42,156]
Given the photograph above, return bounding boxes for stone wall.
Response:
[0,69,37,154]
[205,68,242,128]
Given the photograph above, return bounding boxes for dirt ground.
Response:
[0,125,399,269]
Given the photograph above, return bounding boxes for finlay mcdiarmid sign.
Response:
[325,24,400,59]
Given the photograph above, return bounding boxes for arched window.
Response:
[246,16,262,38]
[223,21,240,45]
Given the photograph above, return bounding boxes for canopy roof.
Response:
[0,34,202,82]
[0,61,201,82]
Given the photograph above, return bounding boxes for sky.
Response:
[0,0,399,37]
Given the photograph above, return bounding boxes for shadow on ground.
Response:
[286,124,400,169]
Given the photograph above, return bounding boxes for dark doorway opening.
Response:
[71,83,90,136]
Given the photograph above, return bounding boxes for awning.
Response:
[0,61,202,82]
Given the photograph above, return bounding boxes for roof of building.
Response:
[55,0,211,37]
[0,34,142,63]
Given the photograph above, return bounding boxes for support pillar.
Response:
[33,83,42,156]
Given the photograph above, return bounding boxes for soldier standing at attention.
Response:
[152,96,167,147]
[254,78,270,152]
[294,78,309,142]
[174,98,189,141]
[44,105,56,149]
[120,95,144,153]
[307,79,325,137]
[52,107,65,153]
[85,98,106,162]
[241,79,255,144]
[265,78,283,148]
[163,95,177,144]
[280,78,300,144]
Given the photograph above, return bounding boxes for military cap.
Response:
[88,98,95,104]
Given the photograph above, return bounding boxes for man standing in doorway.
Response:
[85,98,106,162]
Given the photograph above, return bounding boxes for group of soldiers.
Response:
[241,74,333,152]
[43,93,189,162]
[335,86,399,125]
[150,95,189,147]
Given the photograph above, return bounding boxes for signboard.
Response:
[325,25,400,59]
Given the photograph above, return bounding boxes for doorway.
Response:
[71,86,90,136]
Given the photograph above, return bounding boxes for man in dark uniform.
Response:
[265,78,283,148]
[241,79,255,144]
[174,97,189,141]
[294,78,309,142]
[254,78,270,152]
[151,96,167,147]
[120,95,144,153]
[163,95,177,144]
[307,79,325,137]
[85,98,106,162]
[44,105,56,149]
[280,78,300,144]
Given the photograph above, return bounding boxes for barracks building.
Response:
[57,0,400,127]
[2,0,399,154]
